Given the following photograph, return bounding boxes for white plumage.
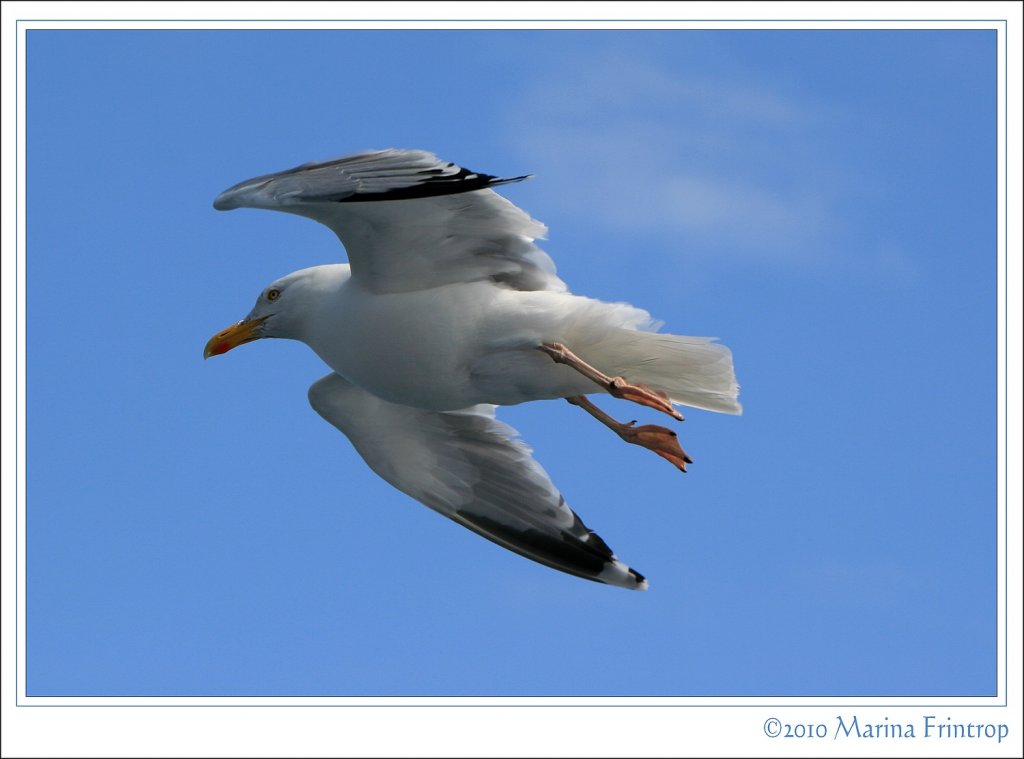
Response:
[205,149,740,590]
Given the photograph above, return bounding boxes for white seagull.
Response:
[205,149,740,590]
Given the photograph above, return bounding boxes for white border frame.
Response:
[3,2,1021,757]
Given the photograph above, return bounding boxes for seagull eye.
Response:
[266,288,281,302]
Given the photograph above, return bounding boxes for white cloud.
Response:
[504,54,840,263]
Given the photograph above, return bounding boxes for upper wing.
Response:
[213,149,566,294]
[308,373,647,590]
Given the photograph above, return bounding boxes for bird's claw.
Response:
[609,378,685,421]
[617,423,694,473]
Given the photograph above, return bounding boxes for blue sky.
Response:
[25,29,998,697]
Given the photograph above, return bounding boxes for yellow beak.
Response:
[203,317,268,359]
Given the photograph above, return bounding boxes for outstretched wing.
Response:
[307,373,648,590]
[213,148,566,294]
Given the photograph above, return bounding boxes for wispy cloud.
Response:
[503,54,842,263]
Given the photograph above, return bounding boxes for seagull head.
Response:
[203,265,345,358]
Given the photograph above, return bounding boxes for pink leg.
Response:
[566,395,694,473]
[537,342,684,421]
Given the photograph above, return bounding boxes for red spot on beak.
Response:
[204,316,267,359]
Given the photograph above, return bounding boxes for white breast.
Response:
[306,279,497,410]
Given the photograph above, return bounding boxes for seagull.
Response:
[204,149,740,590]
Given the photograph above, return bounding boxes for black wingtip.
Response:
[489,173,534,186]
[337,165,533,203]
[629,568,649,590]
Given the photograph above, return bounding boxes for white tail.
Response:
[596,329,741,414]
[526,292,741,414]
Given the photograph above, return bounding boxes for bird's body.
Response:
[309,270,552,410]
[206,149,741,590]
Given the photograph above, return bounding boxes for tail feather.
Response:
[534,293,741,414]
[600,330,742,414]
[557,300,741,414]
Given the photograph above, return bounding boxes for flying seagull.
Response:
[205,149,741,590]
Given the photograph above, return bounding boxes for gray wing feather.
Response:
[214,149,566,294]
[307,373,647,590]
